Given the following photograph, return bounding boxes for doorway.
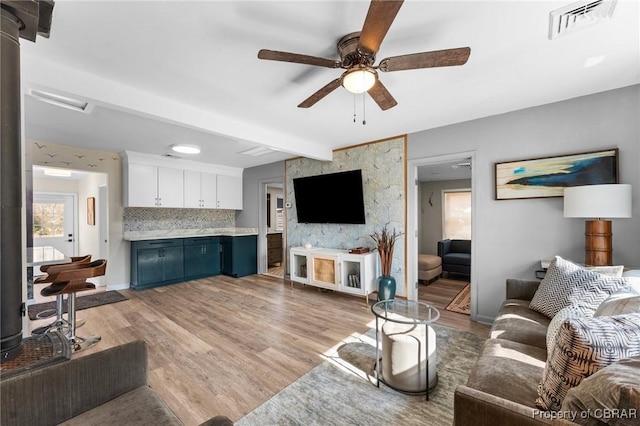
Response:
[407,152,477,322]
[264,182,285,278]
[32,192,78,259]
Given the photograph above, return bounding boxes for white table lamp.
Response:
[564,184,632,266]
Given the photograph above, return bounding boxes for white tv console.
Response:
[289,247,379,305]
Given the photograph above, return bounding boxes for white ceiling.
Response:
[20,0,640,170]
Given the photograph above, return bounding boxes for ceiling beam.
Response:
[21,54,333,162]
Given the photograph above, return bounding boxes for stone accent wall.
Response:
[286,136,406,295]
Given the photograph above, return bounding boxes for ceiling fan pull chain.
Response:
[353,94,357,123]
[362,91,366,125]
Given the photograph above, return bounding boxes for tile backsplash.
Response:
[123,208,235,232]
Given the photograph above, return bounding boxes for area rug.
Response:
[445,283,471,315]
[28,291,128,320]
[236,324,485,426]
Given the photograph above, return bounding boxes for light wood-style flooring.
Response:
[28,275,488,425]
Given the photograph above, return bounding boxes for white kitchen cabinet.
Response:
[216,174,243,209]
[122,151,243,210]
[157,167,184,207]
[184,170,218,208]
[125,164,183,208]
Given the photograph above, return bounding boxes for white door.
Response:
[33,193,77,258]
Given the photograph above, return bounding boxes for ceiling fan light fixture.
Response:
[171,144,200,155]
[342,68,377,94]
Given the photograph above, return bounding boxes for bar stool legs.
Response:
[66,292,100,352]
[36,259,107,352]
[32,295,86,336]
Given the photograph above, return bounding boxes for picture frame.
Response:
[495,148,619,200]
[87,197,95,225]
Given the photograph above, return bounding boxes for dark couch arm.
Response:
[506,279,542,301]
[438,239,451,257]
[1,339,148,426]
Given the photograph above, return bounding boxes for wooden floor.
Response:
[28,274,489,425]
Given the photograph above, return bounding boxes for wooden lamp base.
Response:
[584,219,612,266]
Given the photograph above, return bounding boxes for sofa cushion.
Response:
[466,338,547,408]
[442,253,471,266]
[529,256,626,318]
[536,314,640,411]
[490,299,550,349]
[561,356,640,426]
[60,386,182,426]
[595,286,640,317]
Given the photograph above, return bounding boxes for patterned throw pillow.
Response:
[536,313,640,411]
[529,256,626,318]
[546,305,583,358]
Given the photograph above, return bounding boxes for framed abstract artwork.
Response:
[87,197,95,225]
[495,148,619,200]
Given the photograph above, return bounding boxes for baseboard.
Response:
[107,282,130,291]
[475,314,495,325]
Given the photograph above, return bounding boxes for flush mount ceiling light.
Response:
[171,144,200,155]
[28,89,92,113]
[341,67,377,94]
[43,168,72,177]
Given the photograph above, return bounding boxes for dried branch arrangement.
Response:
[370,223,403,277]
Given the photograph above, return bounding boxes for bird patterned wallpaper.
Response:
[286,136,406,295]
[30,140,120,174]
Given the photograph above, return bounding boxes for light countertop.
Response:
[124,227,258,241]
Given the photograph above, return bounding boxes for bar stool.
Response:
[41,259,107,352]
[32,255,92,335]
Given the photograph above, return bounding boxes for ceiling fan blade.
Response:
[298,78,342,108]
[378,47,471,72]
[358,0,404,55]
[258,49,341,68]
[367,79,397,110]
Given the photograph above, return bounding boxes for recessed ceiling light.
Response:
[43,168,72,177]
[171,144,200,154]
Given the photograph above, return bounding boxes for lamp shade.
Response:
[564,184,632,218]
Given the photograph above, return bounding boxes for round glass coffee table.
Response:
[371,299,440,400]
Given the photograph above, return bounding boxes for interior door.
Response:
[32,193,77,259]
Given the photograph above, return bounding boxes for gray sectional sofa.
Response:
[454,272,640,426]
[1,339,233,426]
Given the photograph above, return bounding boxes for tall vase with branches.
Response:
[370,224,403,300]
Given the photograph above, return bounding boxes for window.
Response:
[33,202,65,237]
[442,190,471,240]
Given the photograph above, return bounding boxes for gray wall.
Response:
[236,161,285,228]
[408,85,640,322]
[419,179,471,255]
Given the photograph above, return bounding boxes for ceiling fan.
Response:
[257,0,471,111]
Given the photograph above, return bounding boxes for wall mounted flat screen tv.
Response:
[293,170,366,224]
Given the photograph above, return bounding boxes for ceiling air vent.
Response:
[549,0,617,40]
[162,153,183,159]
